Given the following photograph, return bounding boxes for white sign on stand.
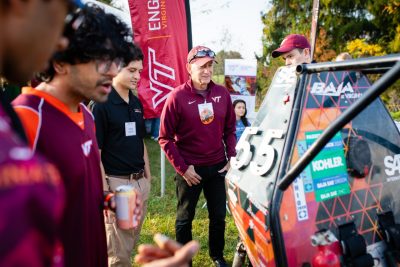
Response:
[225,59,257,120]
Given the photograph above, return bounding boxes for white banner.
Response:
[225,59,257,76]
[225,59,257,119]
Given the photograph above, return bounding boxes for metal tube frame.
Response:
[279,56,400,191]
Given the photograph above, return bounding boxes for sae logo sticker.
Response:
[384,153,400,182]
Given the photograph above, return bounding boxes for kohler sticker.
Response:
[305,130,350,202]
[384,154,400,182]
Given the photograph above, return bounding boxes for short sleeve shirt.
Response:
[93,88,145,175]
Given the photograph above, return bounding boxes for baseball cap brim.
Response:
[271,46,295,58]
[190,57,218,66]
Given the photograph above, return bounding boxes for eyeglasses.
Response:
[188,49,216,63]
[95,58,123,74]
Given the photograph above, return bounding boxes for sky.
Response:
[190,0,271,60]
[116,0,271,60]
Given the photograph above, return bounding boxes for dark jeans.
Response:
[144,118,160,138]
[175,161,227,259]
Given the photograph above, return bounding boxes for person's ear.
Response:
[186,63,191,75]
[53,61,68,75]
[304,48,311,58]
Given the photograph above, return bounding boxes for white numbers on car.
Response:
[231,127,258,170]
[231,128,285,176]
[250,129,284,175]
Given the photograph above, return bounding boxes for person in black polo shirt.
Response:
[92,43,151,267]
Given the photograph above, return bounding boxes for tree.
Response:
[261,0,400,61]
[257,0,400,104]
[313,28,336,62]
[346,39,386,58]
[260,1,381,63]
[213,50,243,76]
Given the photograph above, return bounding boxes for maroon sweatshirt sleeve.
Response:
[0,104,65,267]
[223,94,237,159]
[158,91,188,176]
[0,136,64,267]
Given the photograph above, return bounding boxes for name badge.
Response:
[125,122,136,136]
[198,102,214,125]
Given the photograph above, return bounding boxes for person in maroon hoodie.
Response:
[12,5,142,267]
[159,45,236,267]
[0,0,83,266]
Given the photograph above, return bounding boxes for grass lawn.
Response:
[132,137,239,266]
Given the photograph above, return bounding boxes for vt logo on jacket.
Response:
[212,96,221,103]
[81,140,93,157]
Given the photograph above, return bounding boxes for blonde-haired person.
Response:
[336,52,352,61]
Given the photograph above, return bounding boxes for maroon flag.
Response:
[129,0,192,118]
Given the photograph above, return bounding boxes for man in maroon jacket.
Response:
[159,45,236,267]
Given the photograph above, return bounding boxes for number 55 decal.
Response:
[231,128,285,176]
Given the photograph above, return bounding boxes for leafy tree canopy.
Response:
[261,0,399,65]
[257,0,400,102]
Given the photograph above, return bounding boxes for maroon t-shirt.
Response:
[0,104,64,267]
[159,80,236,175]
[13,94,107,267]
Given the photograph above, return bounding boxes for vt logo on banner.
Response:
[129,0,192,118]
[148,47,176,109]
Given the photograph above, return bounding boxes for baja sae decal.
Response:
[306,71,368,109]
[297,140,313,192]
[305,130,350,202]
[310,81,362,99]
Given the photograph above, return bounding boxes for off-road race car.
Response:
[227,54,400,267]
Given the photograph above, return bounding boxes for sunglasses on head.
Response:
[188,49,216,63]
[63,0,84,38]
[67,0,83,11]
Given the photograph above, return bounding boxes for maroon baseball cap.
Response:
[272,34,311,58]
[187,46,217,66]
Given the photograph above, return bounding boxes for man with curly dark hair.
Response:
[12,4,141,267]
